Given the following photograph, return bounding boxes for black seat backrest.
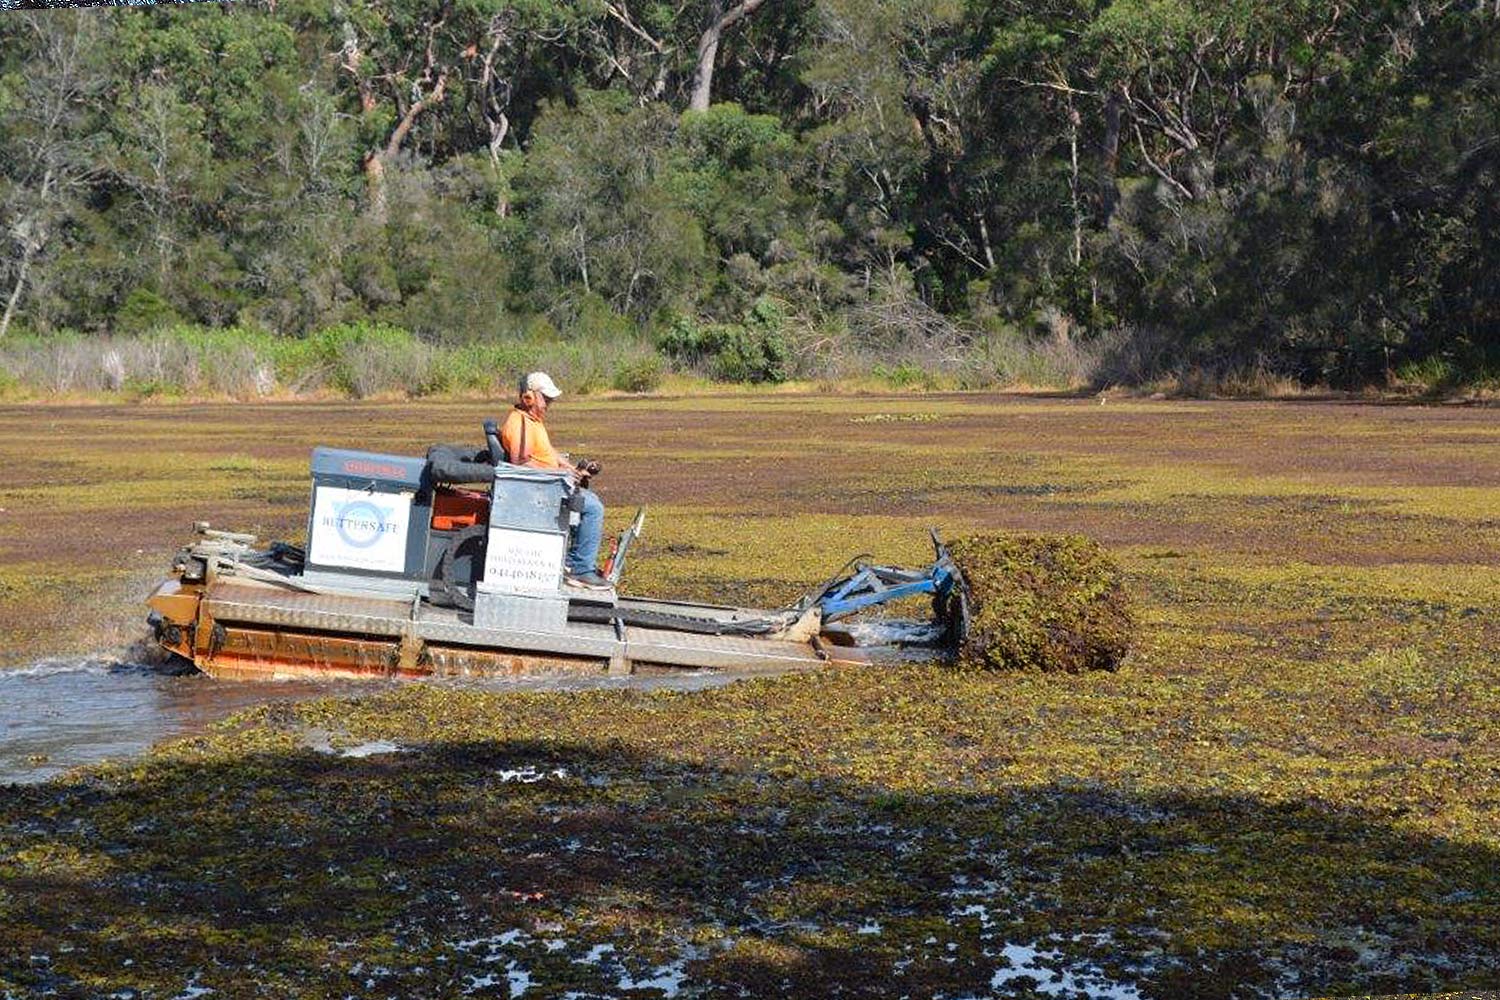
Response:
[426,443,494,486]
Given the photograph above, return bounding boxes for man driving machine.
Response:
[499,371,611,591]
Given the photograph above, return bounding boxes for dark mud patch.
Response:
[640,541,732,559]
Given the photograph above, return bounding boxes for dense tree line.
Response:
[1,0,1496,387]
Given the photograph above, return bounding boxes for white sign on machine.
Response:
[483,528,566,594]
[308,486,413,573]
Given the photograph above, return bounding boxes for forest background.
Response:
[1,0,1497,398]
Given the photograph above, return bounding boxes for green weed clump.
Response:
[948,533,1132,673]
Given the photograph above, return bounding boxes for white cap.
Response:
[520,371,562,399]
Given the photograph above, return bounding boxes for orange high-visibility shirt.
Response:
[500,408,565,469]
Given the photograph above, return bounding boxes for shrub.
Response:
[612,356,663,393]
[872,361,935,389]
[570,292,637,342]
[304,322,422,396]
[656,299,790,383]
[0,324,669,399]
[439,342,533,395]
[340,337,435,398]
[124,377,175,400]
[115,289,183,335]
[1394,355,1456,391]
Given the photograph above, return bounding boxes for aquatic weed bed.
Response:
[2,644,1497,999]
[1,396,1498,997]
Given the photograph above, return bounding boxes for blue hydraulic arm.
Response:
[814,529,964,624]
[817,564,954,619]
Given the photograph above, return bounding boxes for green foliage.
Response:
[0,322,665,399]
[426,341,530,395]
[611,356,664,393]
[115,288,183,335]
[657,298,790,383]
[515,93,707,319]
[0,0,1496,388]
[672,103,801,261]
[872,361,936,389]
[302,322,426,397]
[568,292,638,342]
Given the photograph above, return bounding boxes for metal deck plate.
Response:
[206,583,412,637]
[623,627,827,671]
[202,580,830,671]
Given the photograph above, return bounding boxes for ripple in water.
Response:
[0,658,364,785]
[0,654,805,785]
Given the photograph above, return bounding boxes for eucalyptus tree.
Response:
[0,10,108,338]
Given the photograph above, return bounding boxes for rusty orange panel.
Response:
[431,487,489,531]
[191,624,610,681]
[200,625,401,679]
[147,579,202,625]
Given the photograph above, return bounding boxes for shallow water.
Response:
[0,656,794,786]
[0,658,366,785]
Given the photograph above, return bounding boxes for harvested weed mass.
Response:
[949,533,1133,673]
[2,395,1498,998]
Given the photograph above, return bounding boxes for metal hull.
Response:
[149,576,864,682]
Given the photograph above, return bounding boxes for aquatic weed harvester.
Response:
[146,426,970,680]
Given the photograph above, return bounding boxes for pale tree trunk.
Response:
[340,19,449,220]
[601,1,672,103]
[977,213,996,272]
[688,0,769,112]
[364,72,448,221]
[3,13,100,339]
[1067,100,1083,268]
[1,228,40,341]
[479,27,512,169]
[0,258,30,341]
[0,170,52,340]
[362,152,387,220]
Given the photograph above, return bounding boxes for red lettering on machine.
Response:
[342,459,408,479]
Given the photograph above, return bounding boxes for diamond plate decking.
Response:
[202,580,837,674]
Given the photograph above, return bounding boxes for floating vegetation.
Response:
[949,533,1133,672]
[848,412,945,424]
[2,398,1497,997]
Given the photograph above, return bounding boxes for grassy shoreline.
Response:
[4,325,1494,407]
[3,380,1496,408]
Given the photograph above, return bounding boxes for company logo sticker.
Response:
[328,499,397,549]
[309,486,412,573]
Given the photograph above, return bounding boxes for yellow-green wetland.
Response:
[1,395,1497,998]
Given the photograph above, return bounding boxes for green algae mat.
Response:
[1,395,1498,998]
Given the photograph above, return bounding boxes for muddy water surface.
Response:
[0,659,360,784]
[0,657,794,785]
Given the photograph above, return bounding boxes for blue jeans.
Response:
[566,488,605,575]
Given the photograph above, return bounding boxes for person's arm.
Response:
[522,419,575,474]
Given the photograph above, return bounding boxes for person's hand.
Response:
[578,459,602,477]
